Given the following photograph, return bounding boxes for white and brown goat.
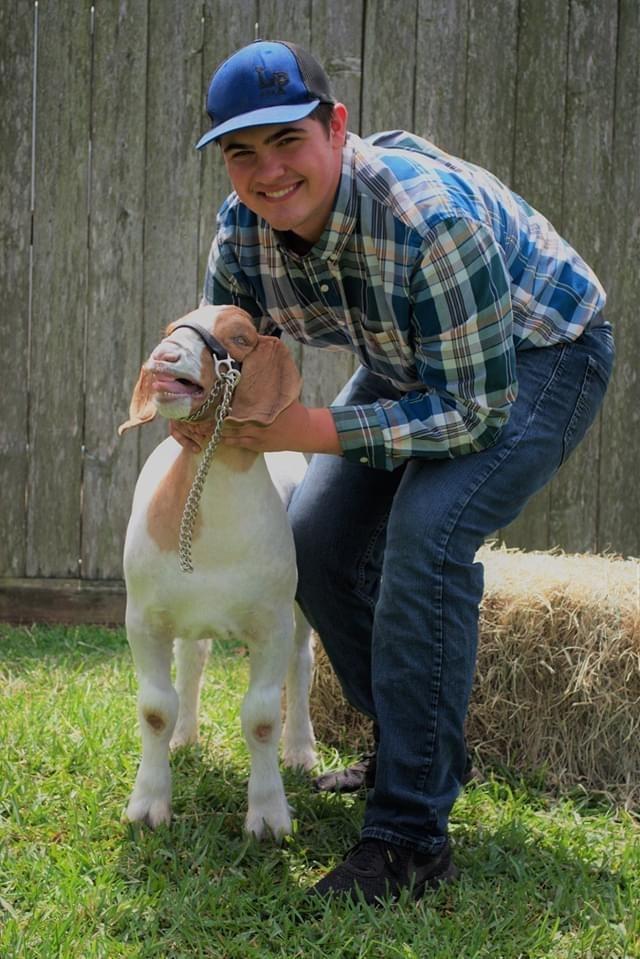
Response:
[118,305,316,839]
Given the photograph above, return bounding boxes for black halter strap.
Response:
[170,320,242,372]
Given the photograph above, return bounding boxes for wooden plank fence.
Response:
[1,0,637,621]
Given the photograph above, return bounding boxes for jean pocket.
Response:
[560,355,608,466]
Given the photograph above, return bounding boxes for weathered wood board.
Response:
[0,0,637,602]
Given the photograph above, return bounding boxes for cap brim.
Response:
[195,99,320,150]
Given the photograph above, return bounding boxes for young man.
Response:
[185,39,614,904]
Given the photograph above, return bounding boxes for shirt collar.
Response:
[268,137,359,263]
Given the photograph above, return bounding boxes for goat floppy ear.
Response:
[227,335,302,425]
[118,367,157,434]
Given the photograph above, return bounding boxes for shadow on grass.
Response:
[111,745,631,957]
[119,744,365,864]
[0,623,128,668]
[0,624,246,671]
[3,624,633,954]
[111,748,365,950]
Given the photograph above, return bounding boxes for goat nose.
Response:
[151,343,179,363]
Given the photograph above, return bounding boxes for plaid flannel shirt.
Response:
[203,130,606,470]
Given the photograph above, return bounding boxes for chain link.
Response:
[178,367,241,573]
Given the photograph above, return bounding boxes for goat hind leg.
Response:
[283,604,317,771]
[171,638,211,749]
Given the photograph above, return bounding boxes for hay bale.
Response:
[309,544,640,806]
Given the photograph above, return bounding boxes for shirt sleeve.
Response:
[330,217,518,470]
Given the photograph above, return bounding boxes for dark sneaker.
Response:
[310,838,458,905]
[313,750,480,793]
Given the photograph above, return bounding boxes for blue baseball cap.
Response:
[196,40,335,149]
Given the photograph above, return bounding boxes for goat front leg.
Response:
[170,638,211,749]
[242,617,293,841]
[283,604,317,771]
[123,620,178,828]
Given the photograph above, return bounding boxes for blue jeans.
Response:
[289,323,614,854]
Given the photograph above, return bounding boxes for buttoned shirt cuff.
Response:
[330,405,391,470]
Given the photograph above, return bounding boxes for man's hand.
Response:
[221,401,341,455]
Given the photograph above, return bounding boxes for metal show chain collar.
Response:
[178,364,242,573]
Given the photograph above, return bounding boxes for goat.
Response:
[118,304,317,839]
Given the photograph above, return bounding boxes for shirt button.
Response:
[320,283,329,293]
[359,457,368,464]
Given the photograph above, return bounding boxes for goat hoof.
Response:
[244,808,292,842]
[123,797,172,829]
[283,746,317,772]
[170,728,198,750]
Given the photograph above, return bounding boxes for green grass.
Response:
[1,624,638,959]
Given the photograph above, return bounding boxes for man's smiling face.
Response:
[220,104,348,244]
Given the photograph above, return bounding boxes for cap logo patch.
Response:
[255,66,290,95]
